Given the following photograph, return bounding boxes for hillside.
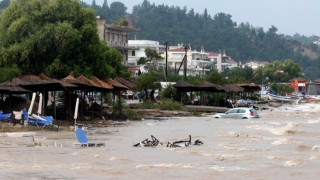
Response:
[83,0,320,79]
[1,0,320,79]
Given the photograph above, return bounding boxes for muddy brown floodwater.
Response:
[1,103,320,179]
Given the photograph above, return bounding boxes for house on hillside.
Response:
[96,16,139,66]
[245,61,269,70]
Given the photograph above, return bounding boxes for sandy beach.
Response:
[1,103,320,179]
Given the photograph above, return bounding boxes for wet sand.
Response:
[1,103,320,179]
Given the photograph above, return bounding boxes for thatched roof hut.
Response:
[197,81,227,92]
[172,81,197,92]
[223,84,244,92]
[237,84,261,92]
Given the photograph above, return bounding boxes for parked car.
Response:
[213,108,260,119]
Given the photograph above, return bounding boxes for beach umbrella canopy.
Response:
[74,98,79,125]
[37,93,43,115]
[28,92,36,115]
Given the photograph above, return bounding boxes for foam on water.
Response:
[209,165,250,171]
[284,160,302,167]
[136,163,193,169]
[247,122,298,135]
[272,138,293,145]
[311,145,320,151]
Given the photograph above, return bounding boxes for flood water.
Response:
[1,103,320,179]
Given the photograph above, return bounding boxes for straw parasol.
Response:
[105,78,128,90]
[39,73,77,89]
[76,75,103,91]
[197,81,227,92]
[17,74,65,91]
[237,84,261,92]
[172,81,197,92]
[114,77,138,89]
[0,81,31,94]
[222,84,244,92]
[91,76,113,90]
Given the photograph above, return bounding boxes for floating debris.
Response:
[134,135,204,148]
[133,135,162,147]
[194,139,204,145]
[167,135,192,148]
[167,135,204,148]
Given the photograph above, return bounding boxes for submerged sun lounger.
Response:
[74,128,105,147]
[22,109,59,131]
[0,111,11,122]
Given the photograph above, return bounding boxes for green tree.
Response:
[0,0,125,80]
[138,48,164,72]
[135,70,161,101]
[206,70,226,85]
[109,2,127,23]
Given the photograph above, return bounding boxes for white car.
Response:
[213,108,260,119]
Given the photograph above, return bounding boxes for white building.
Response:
[245,61,268,69]
[160,44,236,76]
[160,45,211,76]
[128,40,165,67]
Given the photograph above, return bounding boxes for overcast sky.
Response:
[84,0,320,36]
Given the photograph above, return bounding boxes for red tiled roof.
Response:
[206,51,219,56]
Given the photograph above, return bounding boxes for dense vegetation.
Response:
[0,0,128,82]
[1,0,319,80]
[283,33,320,44]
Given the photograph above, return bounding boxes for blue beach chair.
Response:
[73,128,105,147]
[0,111,11,123]
[22,109,59,131]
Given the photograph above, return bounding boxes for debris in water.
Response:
[133,135,162,147]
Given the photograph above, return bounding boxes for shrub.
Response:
[159,99,186,111]
[138,99,157,109]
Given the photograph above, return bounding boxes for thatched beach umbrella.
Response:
[39,73,76,89]
[76,75,103,91]
[91,76,113,90]
[222,84,244,93]
[172,81,197,92]
[198,81,227,92]
[105,78,128,90]
[0,81,31,94]
[114,77,138,89]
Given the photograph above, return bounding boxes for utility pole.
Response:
[184,46,187,80]
[165,42,168,80]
